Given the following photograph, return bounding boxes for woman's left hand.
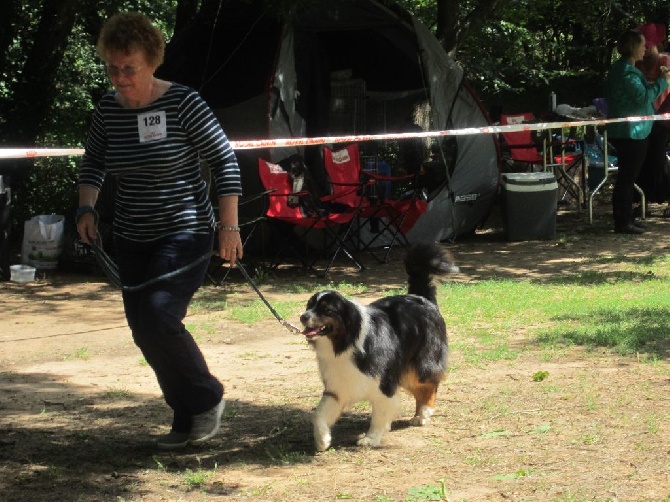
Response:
[218,228,243,265]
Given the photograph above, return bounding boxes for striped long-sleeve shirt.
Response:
[78,83,242,241]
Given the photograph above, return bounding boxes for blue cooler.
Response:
[501,172,557,241]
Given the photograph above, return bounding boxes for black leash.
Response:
[89,238,123,288]
[234,260,302,334]
[90,237,210,293]
[90,237,302,334]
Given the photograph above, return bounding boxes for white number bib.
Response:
[137,110,167,143]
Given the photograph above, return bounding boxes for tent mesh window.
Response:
[330,79,366,135]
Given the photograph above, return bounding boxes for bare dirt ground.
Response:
[1,199,669,501]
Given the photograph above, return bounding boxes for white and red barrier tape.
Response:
[2,113,670,159]
[0,148,85,159]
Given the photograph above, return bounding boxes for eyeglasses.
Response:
[105,65,141,78]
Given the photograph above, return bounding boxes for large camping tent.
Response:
[158,0,500,243]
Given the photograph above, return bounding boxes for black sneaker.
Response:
[614,223,644,234]
[156,431,190,450]
[189,399,225,445]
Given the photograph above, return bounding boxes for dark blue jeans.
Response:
[115,231,222,433]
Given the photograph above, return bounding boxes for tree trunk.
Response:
[2,0,80,145]
[435,0,459,57]
[436,0,513,57]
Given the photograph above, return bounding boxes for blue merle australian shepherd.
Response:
[300,242,457,451]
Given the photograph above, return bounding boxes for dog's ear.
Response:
[305,293,318,310]
[340,298,363,338]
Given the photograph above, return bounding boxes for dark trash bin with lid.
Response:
[501,172,557,241]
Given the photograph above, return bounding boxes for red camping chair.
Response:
[321,144,374,257]
[501,112,584,207]
[322,144,370,210]
[361,168,427,263]
[323,144,426,263]
[500,112,546,171]
[258,157,363,275]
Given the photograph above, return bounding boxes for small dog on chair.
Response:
[278,154,325,216]
[299,242,457,451]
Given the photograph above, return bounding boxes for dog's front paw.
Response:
[314,431,331,452]
[409,415,428,426]
[409,406,434,426]
[357,433,382,448]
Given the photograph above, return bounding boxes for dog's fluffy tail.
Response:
[404,242,459,304]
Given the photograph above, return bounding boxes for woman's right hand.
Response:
[76,212,98,245]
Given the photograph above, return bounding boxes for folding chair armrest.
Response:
[320,183,364,203]
[270,189,310,197]
[547,138,579,148]
[238,188,276,207]
[320,192,340,203]
[329,180,369,188]
[502,143,542,150]
[363,171,415,183]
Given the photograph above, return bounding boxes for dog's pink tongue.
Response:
[303,328,320,338]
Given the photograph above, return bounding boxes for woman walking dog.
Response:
[76,12,243,449]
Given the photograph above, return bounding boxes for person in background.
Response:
[636,23,670,110]
[635,22,670,216]
[606,28,670,234]
[76,12,243,449]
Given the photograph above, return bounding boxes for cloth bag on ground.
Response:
[22,214,65,269]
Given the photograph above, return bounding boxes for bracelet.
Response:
[75,205,98,225]
[217,224,240,232]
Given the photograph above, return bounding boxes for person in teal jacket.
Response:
[606,28,670,233]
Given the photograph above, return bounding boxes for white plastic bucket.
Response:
[10,264,36,283]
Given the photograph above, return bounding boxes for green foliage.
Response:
[402,0,669,110]
[191,258,670,368]
[406,478,448,501]
[4,0,670,229]
[64,347,90,361]
[395,0,436,25]
[11,157,79,228]
[532,370,549,382]
[492,469,528,481]
[443,275,670,358]
[49,23,108,144]
[2,1,177,231]
[182,467,213,488]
